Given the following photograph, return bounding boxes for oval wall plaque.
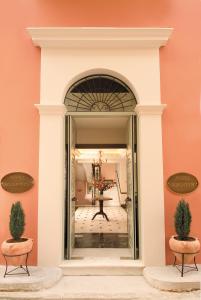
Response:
[167,172,198,194]
[1,172,34,193]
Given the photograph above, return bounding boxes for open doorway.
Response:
[75,149,128,249]
[64,115,139,259]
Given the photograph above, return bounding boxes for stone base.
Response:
[0,266,62,291]
[143,265,201,292]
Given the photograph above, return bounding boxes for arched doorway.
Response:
[64,74,139,260]
[30,27,169,268]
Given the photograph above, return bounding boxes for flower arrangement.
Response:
[93,177,114,194]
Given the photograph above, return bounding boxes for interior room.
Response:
[74,148,128,249]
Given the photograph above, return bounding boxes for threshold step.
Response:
[59,259,144,275]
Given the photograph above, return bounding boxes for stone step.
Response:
[59,259,144,275]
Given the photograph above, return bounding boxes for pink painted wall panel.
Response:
[0,0,200,264]
[76,180,87,204]
[101,164,116,181]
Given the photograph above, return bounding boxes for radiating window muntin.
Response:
[65,75,137,112]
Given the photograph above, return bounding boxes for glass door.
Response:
[127,115,138,259]
[66,116,76,259]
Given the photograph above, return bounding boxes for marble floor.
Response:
[75,232,128,248]
[71,248,132,258]
[74,205,128,248]
[75,206,127,233]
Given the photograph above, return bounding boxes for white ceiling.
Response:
[76,148,127,163]
[74,117,129,129]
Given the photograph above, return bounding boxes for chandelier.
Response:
[92,150,107,167]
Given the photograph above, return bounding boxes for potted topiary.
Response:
[1,201,33,266]
[169,199,200,264]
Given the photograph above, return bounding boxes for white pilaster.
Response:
[36,104,66,266]
[136,104,166,266]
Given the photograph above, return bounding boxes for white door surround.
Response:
[28,27,172,267]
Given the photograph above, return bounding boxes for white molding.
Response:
[27,27,173,49]
[135,104,166,115]
[35,104,67,115]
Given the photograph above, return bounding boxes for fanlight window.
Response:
[64,75,137,112]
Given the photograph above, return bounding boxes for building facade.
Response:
[0,0,201,267]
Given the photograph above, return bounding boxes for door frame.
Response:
[65,112,138,259]
[65,115,76,260]
[35,102,166,267]
[126,114,138,259]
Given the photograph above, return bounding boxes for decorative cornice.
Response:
[35,104,67,115]
[27,27,173,49]
[135,104,166,116]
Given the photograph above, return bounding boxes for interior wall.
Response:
[76,163,91,205]
[76,128,126,144]
[75,180,88,205]
[118,159,127,193]
[101,163,116,180]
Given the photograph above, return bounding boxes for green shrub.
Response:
[9,201,25,241]
[174,199,192,241]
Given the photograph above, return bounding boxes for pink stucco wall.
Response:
[0,0,200,265]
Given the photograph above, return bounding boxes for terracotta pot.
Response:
[1,238,33,266]
[169,235,200,264]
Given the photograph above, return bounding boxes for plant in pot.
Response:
[1,201,33,266]
[169,199,200,264]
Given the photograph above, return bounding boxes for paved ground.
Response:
[0,276,200,300]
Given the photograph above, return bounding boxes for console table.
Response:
[92,196,112,221]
